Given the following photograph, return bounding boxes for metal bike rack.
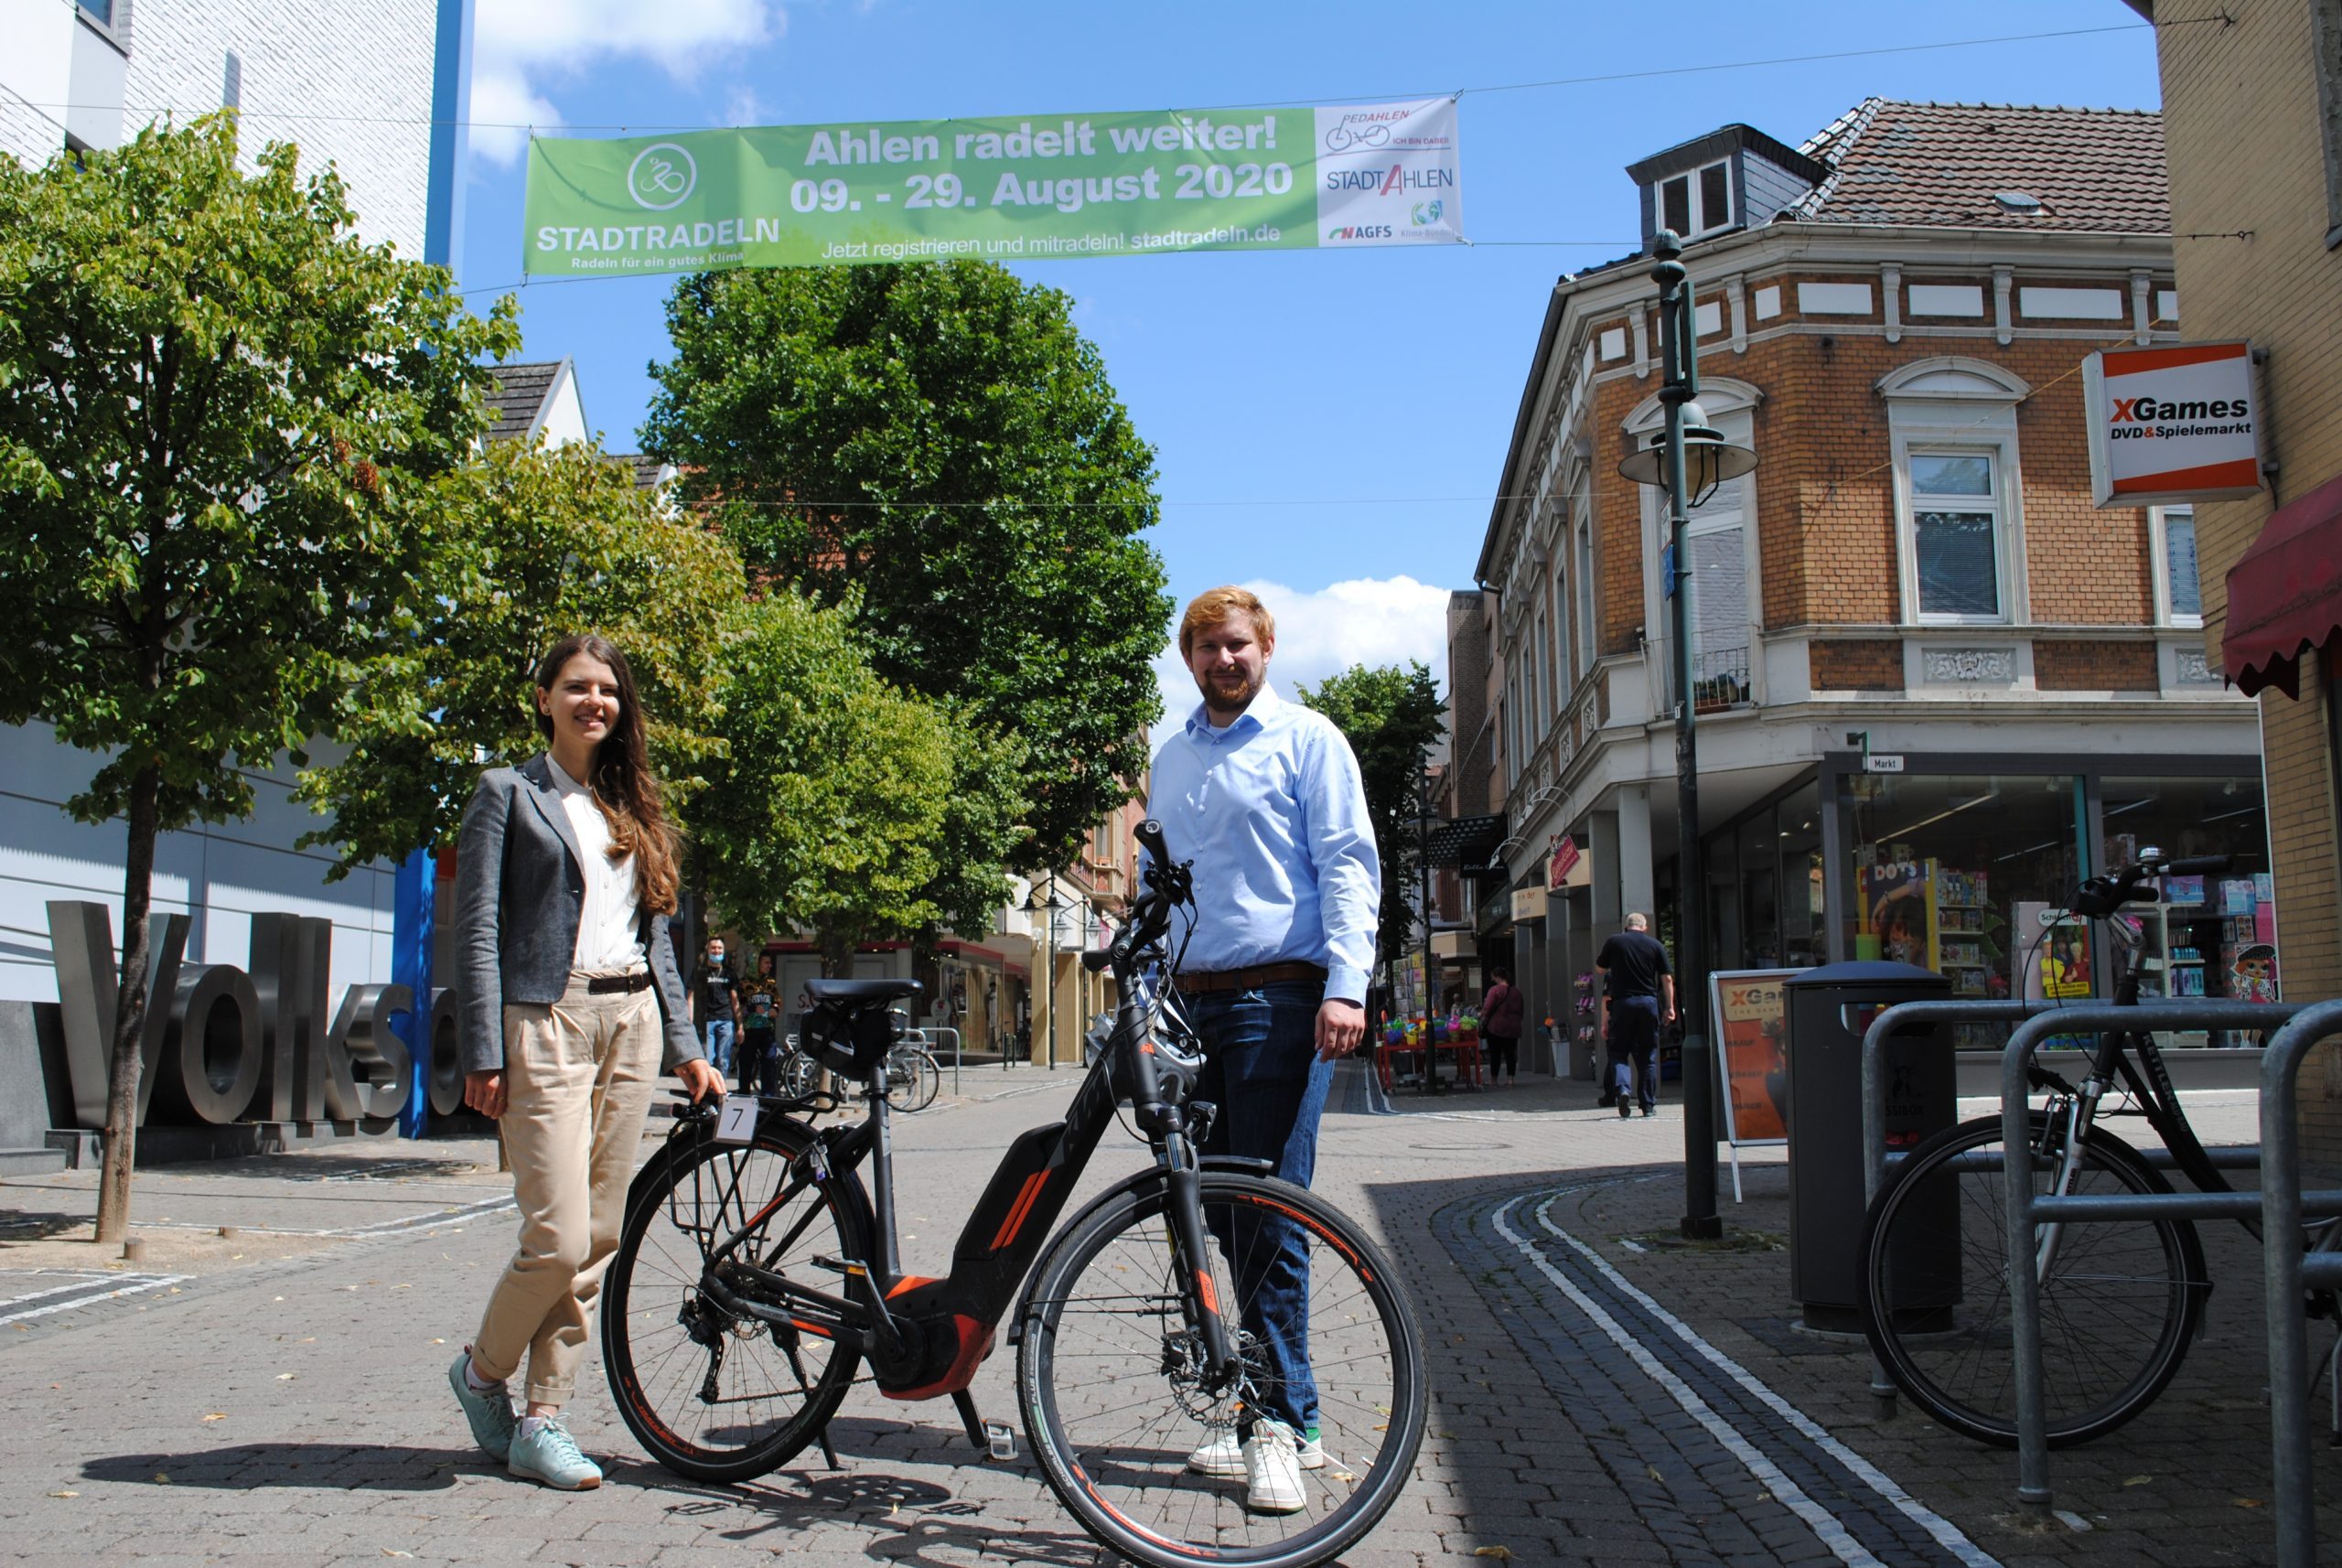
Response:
[1997,1002,2303,1508]
[2256,1000,2342,1568]
[928,1026,962,1096]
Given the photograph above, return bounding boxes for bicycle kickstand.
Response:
[951,1389,1016,1461]
[815,1416,843,1471]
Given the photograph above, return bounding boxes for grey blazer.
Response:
[453,754,701,1076]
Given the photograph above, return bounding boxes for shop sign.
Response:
[1710,969,1794,1147]
[1862,754,1905,774]
[1547,835,1584,889]
[2083,341,2264,506]
[1509,886,1546,922]
[525,98,1463,276]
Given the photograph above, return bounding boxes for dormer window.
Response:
[1660,160,1734,237]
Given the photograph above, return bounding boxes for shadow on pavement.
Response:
[83,1441,471,1490]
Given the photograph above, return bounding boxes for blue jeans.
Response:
[1186,979,1334,1435]
[701,1018,736,1075]
[1607,996,1660,1111]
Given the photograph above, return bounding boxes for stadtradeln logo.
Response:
[627,143,697,211]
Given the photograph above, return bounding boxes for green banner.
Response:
[523,98,1461,275]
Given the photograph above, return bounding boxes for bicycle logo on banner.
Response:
[628,143,698,210]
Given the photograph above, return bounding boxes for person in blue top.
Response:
[1146,585,1380,1516]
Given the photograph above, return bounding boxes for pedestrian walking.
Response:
[446,633,724,1489]
[741,950,780,1093]
[1596,912,1675,1118]
[693,935,739,1079]
[1479,965,1524,1087]
[1148,585,1380,1516]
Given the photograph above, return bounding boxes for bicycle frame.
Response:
[675,845,1249,1417]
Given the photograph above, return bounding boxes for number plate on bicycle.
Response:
[714,1094,760,1144]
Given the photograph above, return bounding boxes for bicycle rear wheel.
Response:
[777,1047,822,1101]
[1860,1112,2206,1448]
[603,1119,870,1480]
[883,1046,940,1113]
[1016,1172,1427,1568]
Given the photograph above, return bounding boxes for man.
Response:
[692,936,738,1080]
[1596,912,1674,1118]
[1147,585,1379,1517]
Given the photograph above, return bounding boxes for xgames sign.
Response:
[47,901,463,1132]
[2084,341,2266,506]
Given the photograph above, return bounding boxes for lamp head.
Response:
[1617,403,1759,500]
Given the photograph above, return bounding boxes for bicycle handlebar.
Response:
[2070,852,2234,918]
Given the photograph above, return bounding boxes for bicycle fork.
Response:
[1159,1138,1241,1394]
[2033,1090,2100,1282]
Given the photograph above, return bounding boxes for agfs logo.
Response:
[1326,224,1394,241]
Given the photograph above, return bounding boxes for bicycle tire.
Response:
[1860,1112,2206,1448]
[1016,1172,1428,1568]
[883,1046,940,1113]
[603,1117,871,1481]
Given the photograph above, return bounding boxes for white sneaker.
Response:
[1187,1423,1323,1477]
[1241,1419,1308,1515]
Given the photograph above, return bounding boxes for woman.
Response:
[1479,965,1525,1088]
[446,634,725,1489]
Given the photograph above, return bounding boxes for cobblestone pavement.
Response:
[0,1065,2334,1566]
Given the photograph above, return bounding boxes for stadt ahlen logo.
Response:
[628,142,697,210]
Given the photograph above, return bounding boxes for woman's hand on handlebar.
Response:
[677,1058,725,1102]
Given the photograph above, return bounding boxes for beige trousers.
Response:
[472,973,661,1407]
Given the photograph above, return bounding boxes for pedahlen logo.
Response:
[628,143,697,210]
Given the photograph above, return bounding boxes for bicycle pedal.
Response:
[984,1421,1015,1462]
[810,1254,865,1276]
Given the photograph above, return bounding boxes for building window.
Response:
[1525,610,1544,741]
[1660,159,1733,238]
[1575,510,1596,674]
[2154,505,2203,628]
[1907,451,2005,620]
[79,0,114,27]
[1549,572,1570,706]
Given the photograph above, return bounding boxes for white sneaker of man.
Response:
[1187,1422,1323,1478]
[1241,1418,1309,1515]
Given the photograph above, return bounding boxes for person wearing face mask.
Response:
[693,936,739,1081]
[445,634,724,1490]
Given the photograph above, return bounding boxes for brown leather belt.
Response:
[585,971,653,994]
[1174,962,1327,995]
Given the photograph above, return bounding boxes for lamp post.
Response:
[1617,228,1757,1241]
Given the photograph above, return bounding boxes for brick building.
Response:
[2139,1,2342,1165]
[1470,101,2272,1076]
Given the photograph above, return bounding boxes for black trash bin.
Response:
[1782,961,1957,1332]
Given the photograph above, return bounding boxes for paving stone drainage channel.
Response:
[0,1268,189,1325]
[1435,1177,2002,1568]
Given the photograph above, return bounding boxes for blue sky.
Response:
[457,0,2164,713]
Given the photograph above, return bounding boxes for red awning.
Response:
[2224,468,2342,698]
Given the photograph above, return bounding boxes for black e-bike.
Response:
[600,821,1429,1567]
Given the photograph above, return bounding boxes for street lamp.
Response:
[1617,228,1756,1242]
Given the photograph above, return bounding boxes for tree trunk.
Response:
[820,929,851,979]
[93,761,161,1243]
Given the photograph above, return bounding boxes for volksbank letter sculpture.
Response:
[48,901,467,1131]
[523,98,1463,275]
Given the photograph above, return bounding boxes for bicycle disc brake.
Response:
[1162,1325,1264,1421]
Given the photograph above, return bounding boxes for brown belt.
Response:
[585,971,652,994]
[1174,962,1327,995]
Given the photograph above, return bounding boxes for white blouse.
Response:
[544,756,646,972]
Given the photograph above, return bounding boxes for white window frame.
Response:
[1527,607,1545,741]
[1901,446,2014,626]
[2151,503,2204,629]
[1658,158,1734,239]
[1625,384,1764,686]
[1878,359,2032,628]
[1574,503,1596,677]
[1551,569,1572,706]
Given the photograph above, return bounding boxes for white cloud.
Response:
[469,0,781,166]
[1150,575,1455,747]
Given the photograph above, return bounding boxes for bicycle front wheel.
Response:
[603,1119,870,1480]
[1016,1173,1427,1568]
[1860,1112,2206,1448]
[884,1047,940,1113]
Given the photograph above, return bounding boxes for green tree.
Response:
[0,117,520,1239]
[295,438,743,869]
[1295,662,1448,985]
[640,261,1169,871]
[693,595,1013,972]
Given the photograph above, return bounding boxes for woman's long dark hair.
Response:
[534,634,681,915]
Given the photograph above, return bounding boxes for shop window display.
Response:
[1840,773,2083,1009]
[2100,776,2274,1036]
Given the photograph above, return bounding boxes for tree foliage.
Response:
[693,595,1021,968]
[296,439,742,869]
[1295,662,1447,979]
[640,261,1169,870]
[0,116,520,1237]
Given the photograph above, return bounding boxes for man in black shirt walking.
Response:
[1595,912,1674,1118]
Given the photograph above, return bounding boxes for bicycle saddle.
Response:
[804,978,923,1007]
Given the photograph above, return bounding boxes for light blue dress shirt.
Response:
[1145,682,1381,1004]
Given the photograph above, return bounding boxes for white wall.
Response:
[1,0,437,257]
[0,722,395,1008]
